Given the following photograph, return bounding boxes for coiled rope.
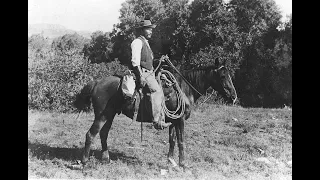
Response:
[154,55,189,120]
[159,69,186,119]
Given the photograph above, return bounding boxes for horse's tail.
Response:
[73,80,97,113]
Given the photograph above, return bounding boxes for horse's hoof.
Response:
[101,158,111,164]
[180,164,191,172]
[81,156,88,165]
[67,160,84,170]
[172,165,182,172]
[68,164,83,170]
[101,151,111,163]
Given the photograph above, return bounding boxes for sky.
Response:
[28,0,292,32]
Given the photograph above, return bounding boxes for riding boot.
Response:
[153,120,172,130]
[150,90,171,130]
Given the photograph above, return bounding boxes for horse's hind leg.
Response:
[168,124,178,167]
[82,115,107,164]
[99,109,116,163]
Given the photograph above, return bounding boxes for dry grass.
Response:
[28,104,292,179]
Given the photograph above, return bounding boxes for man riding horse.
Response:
[130,19,172,130]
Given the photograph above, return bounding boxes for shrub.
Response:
[28,50,128,112]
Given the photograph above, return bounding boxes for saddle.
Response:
[119,72,153,123]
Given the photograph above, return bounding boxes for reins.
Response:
[163,57,203,97]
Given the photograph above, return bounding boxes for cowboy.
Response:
[131,19,172,129]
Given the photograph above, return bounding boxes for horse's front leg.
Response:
[168,124,178,167]
[175,118,187,169]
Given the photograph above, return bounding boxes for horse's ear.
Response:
[215,58,220,67]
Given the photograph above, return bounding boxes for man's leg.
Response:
[144,72,171,129]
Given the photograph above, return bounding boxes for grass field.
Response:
[28,104,292,179]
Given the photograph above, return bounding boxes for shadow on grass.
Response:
[28,140,142,165]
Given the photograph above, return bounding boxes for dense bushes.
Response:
[28,35,128,112]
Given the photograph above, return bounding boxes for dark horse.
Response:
[73,60,237,169]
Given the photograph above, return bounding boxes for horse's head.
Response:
[206,62,238,105]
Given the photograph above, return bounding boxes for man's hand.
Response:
[160,55,169,62]
[140,76,147,87]
[132,65,147,88]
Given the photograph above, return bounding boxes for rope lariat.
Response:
[155,55,214,120]
[156,55,186,119]
[159,69,186,119]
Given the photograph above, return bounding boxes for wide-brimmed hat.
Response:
[136,20,156,29]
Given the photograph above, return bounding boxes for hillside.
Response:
[28,23,92,39]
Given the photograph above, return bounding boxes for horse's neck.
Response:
[177,68,208,102]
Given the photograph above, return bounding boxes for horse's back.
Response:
[91,75,122,114]
[96,75,121,88]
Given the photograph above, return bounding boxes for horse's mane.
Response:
[178,65,217,92]
[181,65,217,72]
[113,74,123,79]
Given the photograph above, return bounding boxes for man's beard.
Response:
[144,33,152,39]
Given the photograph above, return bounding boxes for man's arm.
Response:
[131,39,142,67]
[131,39,146,87]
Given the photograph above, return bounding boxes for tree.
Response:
[28,34,50,51]
[165,0,242,77]
[268,14,292,106]
[155,0,191,62]
[28,34,53,64]
[229,0,282,43]
[51,33,89,57]
[83,31,113,63]
[273,14,291,70]
[229,0,287,107]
